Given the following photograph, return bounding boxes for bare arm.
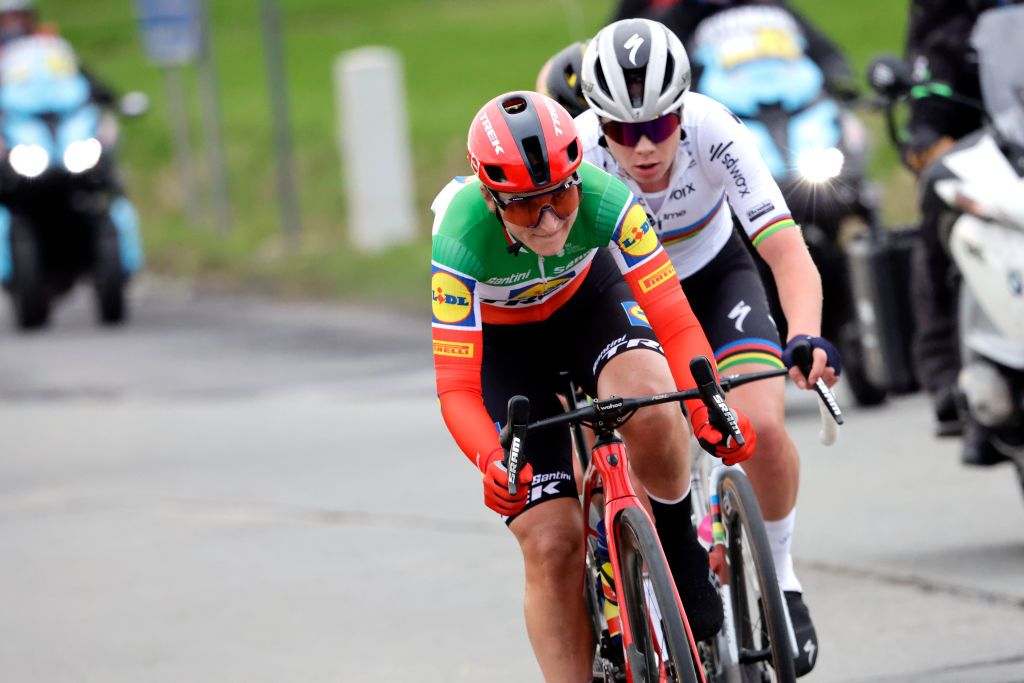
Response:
[757,228,837,388]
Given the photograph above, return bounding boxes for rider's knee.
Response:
[748,410,791,461]
[520,526,584,583]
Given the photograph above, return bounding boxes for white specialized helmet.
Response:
[581,18,691,122]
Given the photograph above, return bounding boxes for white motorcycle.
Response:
[869,5,1024,500]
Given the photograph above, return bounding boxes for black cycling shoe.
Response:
[785,591,818,677]
[664,532,724,642]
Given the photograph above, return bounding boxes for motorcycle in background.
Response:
[691,5,909,405]
[0,34,146,329]
[868,4,1024,501]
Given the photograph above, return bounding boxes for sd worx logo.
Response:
[709,141,751,197]
[431,271,473,324]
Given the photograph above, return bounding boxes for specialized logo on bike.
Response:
[431,270,473,324]
[617,203,658,259]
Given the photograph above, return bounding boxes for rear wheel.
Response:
[718,470,796,683]
[9,218,49,330]
[93,220,127,325]
[614,506,701,683]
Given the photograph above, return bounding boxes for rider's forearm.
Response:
[759,230,823,338]
[434,328,501,469]
[437,383,502,470]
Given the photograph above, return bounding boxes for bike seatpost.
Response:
[500,395,530,496]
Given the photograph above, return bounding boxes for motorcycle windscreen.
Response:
[0,35,90,115]
[971,6,1024,150]
[692,5,823,117]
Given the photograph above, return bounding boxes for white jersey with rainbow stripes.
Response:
[576,91,796,278]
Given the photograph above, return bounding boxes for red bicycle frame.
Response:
[583,434,707,682]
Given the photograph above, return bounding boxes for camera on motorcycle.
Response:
[118,91,149,118]
[866,55,915,100]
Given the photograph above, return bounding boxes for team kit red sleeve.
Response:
[431,265,502,470]
[610,201,718,416]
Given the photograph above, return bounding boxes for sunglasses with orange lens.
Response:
[489,175,582,228]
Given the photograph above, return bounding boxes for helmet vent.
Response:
[483,164,507,184]
[566,139,579,164]
[662,53,675,94]
[502,96,528,115]
[521,136,550,187]
[594,58,612,98]
[624,67,646,108]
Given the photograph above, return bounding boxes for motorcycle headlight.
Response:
[64,138,103,174]
[9,144,49,178]
[797,147,845,184]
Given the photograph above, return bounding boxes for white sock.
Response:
[763,507,802,593]
[647,484,691,506]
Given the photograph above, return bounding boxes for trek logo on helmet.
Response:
[541,97,565,136]
[479,112,504,155]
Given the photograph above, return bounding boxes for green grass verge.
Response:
[41,0,916,308]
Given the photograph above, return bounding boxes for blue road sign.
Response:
[135,0,202,67]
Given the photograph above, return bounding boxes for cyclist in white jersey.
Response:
[574,17,841,676]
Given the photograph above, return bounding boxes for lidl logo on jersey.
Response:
[617,203,658,259]
[431,268,477,327]
[621,301,651,328]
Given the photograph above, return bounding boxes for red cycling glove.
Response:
[478,448,535,516]
[690,404,758,466]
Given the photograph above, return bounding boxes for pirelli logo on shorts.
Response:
[639,261,677,293]
[433,339,475,358]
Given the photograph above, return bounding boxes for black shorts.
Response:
[481,250,662,521]
[681,230,783,373]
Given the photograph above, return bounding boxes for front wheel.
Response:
[9,218,50,330]
[93,220,127,325]
[718,470,796,683]
[614,506,702,683]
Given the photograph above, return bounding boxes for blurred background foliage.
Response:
[41,0,913,308]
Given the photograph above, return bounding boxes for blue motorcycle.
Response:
[692,6,889,405]
[0,34,144,329]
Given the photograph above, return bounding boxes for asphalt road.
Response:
[0,280,1022,682]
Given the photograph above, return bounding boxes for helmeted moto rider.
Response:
[906,0,1024,457]
[578,17,839,675]
[0,0,116,105]
[612,0,857,100]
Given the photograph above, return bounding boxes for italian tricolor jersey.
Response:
[430,161,715,469]
[431,161,669,329]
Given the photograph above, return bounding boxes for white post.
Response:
[335,47,417,252]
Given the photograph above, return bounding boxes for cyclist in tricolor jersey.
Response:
[431,90,757,681]
[573,17,842,676]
